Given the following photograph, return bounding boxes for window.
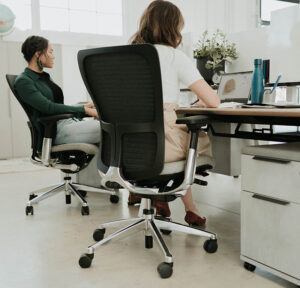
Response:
[260,0,299,24]
[0,0,31,30]
[40,0,123,35]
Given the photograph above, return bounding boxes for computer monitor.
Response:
[218,71,252,103]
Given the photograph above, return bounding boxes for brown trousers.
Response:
[164,103,212,163]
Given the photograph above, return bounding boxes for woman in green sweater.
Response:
[14,35,99,150]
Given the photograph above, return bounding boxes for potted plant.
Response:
[193,29,238,85]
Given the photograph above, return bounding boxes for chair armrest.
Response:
[177,115,213,186]
[39,114,75,138]
[176,115,212,130]
[39,114,75,166]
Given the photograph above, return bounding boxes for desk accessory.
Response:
[263,89,276,104]
[190,99,199,106]
[262,59,270,84]
[251,59,264,104]
[271,75,282,93]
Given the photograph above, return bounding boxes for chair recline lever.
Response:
[197,171,209,177]
[194,178,208,186]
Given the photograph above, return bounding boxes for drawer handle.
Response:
[252,156,291,164]
[252,194,290,206]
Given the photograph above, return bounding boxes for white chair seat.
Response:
[51,143,99,155]
[160,155,214,175]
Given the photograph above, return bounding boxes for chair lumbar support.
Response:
[78,198,218,278]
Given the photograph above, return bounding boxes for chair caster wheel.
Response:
[79,253,94,268]
[160,229,172,235]
[78,190,87,197]
[157,262,173,279]
[203,239,218,253]
[66,194,71,204]
[29,194,37,201]
[145,235,153,249]
[81,206,89,215]
[93,228,105,241]
[244,262,256,272]
[25,205,34,215]
[110,194,119,204]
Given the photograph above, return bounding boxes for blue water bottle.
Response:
[251,59,264,104]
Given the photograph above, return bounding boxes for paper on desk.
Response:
[218,102,243,109]
[273,101,300,108]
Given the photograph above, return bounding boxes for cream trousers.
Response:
[164,103,212,163]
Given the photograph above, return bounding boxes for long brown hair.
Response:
[130,0,184,48]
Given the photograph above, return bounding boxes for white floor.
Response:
[0,158,296,288]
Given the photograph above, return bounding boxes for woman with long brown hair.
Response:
[128,0,220,226]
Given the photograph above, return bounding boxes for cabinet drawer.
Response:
[241,191,300,279]
[242,154,300,204]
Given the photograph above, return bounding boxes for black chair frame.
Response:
[76,45,218,278]
[6,74,119,216]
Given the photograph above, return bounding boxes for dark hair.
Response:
[21,35,49,62]
[130,0,184,48]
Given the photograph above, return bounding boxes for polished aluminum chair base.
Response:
[25,173,117,216]
[79,198,218,278]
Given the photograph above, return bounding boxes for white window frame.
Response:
[4,0,126,46]
[38,0,123,36]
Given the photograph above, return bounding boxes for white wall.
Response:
[1,0,259,108]
[0,0,261,158]
[0,42,13,159]
[227,5,300,84]
[61,45,87,105]
[2,0,259,106]
[123,0,258,46]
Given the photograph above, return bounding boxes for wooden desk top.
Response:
[176,107,300,117]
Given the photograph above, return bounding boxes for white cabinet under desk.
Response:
[241,143,300,286]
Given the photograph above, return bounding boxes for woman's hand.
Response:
[84,106,98,119]
[84,102,95,109]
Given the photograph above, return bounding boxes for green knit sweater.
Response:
[14,68,85,151]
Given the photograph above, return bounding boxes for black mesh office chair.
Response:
[76,45,218,278]
[6,74,119,216]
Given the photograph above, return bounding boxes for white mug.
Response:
[263,89,276,104]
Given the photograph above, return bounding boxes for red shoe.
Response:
[185,211,206,226]
[128,192,141,206]
[153,200,171,217]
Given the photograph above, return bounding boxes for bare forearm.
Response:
[189,79,220,108]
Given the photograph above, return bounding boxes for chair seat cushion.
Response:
[51,143,99,155]
[160,155,214,175]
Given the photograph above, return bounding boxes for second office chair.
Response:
[76,44,218,278]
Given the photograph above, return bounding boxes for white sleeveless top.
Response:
[154,44,202,104]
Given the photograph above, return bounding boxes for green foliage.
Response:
[193,29,238,70]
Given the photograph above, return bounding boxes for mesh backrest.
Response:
[78,45,164,180]
[85,53,155,123]
[6,74,39,156]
